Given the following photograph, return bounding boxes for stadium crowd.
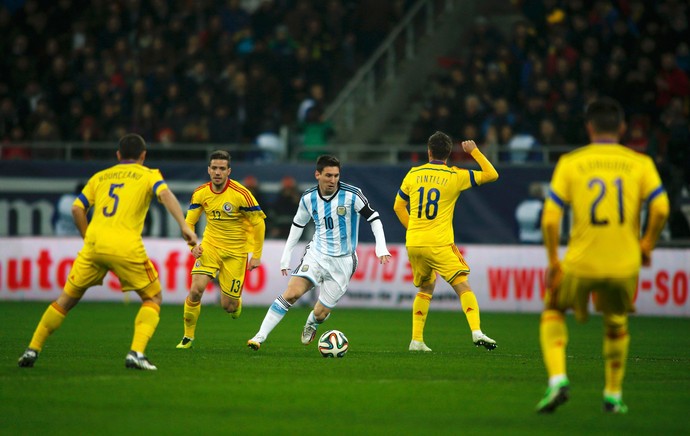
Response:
[0,0,408,159]
[410,0,689,164]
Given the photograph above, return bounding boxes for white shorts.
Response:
[292,243,357,308]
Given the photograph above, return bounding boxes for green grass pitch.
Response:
[1,301,689,435]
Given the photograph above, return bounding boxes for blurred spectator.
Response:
[209,105,239,143]
[537,118,566,162]
[624,118,650,154]
[655,52,690,109]
[408,105,434,145]
[297,83,326,124]
[506,130,538,164]
[514,182,545,244]
[483,98,516,137]
[1,126,30,159]
[269,175,301,238]
[242,175,267,209]
[298,106,333,161]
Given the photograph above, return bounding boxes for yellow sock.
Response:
[412,292,432,341]
[29,302,67,351]
[183,297,202,339]
[130,302,160,354]
[460,292,481,331]
[540,310,568,378]
[604,329,629,394]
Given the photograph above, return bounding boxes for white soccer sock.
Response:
[257,296,292,338]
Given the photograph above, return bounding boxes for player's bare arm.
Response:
[71,205,89,238]
[248,257,261,271]
[463,140,499,183]
[248,219,266,271]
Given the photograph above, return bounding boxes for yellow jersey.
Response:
[74,162,168,260]
[397,150,497,247]
[186,179,266,256]
[546,143,667,277]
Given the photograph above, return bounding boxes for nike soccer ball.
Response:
[318,330,349,358]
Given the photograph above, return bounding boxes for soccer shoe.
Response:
[230,298,242,319]
[176,336,194,349]
[535,380,570,414]
[18,348,39,368]
[247,335,265,351]
[125,351,157,370]
[301,324,317,345]
[409,340,432,352]
[603,396,628,414]
[472,332,497,350]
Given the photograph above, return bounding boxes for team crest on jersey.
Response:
[336,206,346,216]
[301,265,310,272]
[195,260,201,267]
[223,202,233,215]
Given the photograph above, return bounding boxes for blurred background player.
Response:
[18,133,197,370]
[268,175,302,239]
[176,150,266,349]
[247,155,391,350]
[536,98,670,414]
[394,134,499,352]
[53,181,86,236]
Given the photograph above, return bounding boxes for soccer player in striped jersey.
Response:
[536,98,669,414]
[394,134,499,352]
[247,155,392,349]
[18,134,197,370]
[176,150,266,349]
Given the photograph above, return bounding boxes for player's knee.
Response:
[142,292,162,306]
[604,313,628,336]
[283,286,307,304]
[189,286,205,300]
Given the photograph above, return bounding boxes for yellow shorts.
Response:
[191,243,248,299]
[544,273,637,322]
[406,244,470,288]
[65,248,160,299]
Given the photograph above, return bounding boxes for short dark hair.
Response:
[118,133,146,159]
[585,97,624,134]
[427,131,453,160]
[316,155,340,172]
[209,150,231,166]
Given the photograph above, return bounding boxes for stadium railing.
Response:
[323,0,459,137]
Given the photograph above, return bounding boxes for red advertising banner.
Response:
[1,238,688,316]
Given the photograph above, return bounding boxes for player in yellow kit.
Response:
[176,150,266,349]
[536,98,670,414]
[394,133,499,352]
[18,133,197,370]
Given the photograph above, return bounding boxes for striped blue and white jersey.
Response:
[293,181,377,257]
